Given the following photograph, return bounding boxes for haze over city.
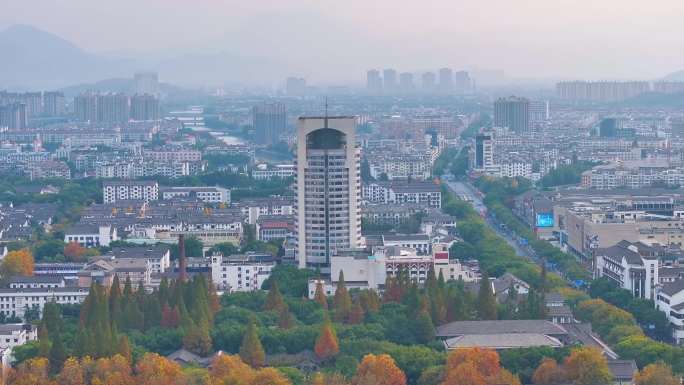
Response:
[2,0,684,88]
[2,2,684,385]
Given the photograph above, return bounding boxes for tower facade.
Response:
[494,96,530,133]
[295,116,361,270]
[253,102,286,146]
[366,69,383,94]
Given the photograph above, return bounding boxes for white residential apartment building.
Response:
[210,253,275,292]
[367,153,433,180]
[594,241,659,300]
[103,180,159,203]
[235,197,295,224]
[143,148,202,162]
[655,280,684,345]
[496,162,535,180]
[252,164,295,180]
[580,160,684,190]
[362,181,442,208]
[295,116,362,270]
[96,160,205,179]
[160,186,231,203]
[0,287,89,318]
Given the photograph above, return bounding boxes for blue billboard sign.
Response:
[536,213,554,228]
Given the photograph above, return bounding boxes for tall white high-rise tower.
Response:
[295,116,361,270]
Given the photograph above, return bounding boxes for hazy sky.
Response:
[2,0,684,84]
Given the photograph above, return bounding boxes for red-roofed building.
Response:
[256,215,295,242]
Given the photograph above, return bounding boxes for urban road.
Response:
[446,179,621,357]
[444,179,566,278]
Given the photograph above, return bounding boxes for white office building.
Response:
[210,253,275,292]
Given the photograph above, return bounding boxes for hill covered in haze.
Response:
[0,24,288,90]
[663,70,684,82]
[0,25,135,90]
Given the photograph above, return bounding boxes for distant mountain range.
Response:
[663,70,684,82]
[2,24,683,91]
[0,24,289,90]
[58,78,189,99]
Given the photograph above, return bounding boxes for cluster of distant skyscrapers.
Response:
[556,80,684,102]
[73,92,160,123]
[0,90,65,129]
[73,72,161,123]
[366,68,473,94]
[0,72,162,129]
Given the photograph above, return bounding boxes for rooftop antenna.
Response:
[324,96,329,128]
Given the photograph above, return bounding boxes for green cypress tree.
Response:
[477,271,497,320]
[73,329,88,357]
[49,330,67,370]
[425,265,438,295]
[41,301,62,335]
[109,275,123,328]
[332,271,352,322]
[123,299,144,330]
[437,269,446,289]
[143,295,162,329]
[446,286,466,321]
[37,325,51,357]
[403,282,421,315]
[414,310,435,344]
[191,276,212,325]
[177,290,194,331]
[239,318,265,368]
[123,276,133,299]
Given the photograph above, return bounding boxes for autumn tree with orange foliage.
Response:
[0,248,34,278]
[352,354,407,385]
[208,354,291,385]
[314,317,339,361]
[531,358,564,385]
[63,241,87,261]
[441,347,520,385]
[135,352,187,385]
[91,354,134,385]
[562,347,611,385]
[7,357,55,385]
[634,363,680,385]
[56,357,86,385]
